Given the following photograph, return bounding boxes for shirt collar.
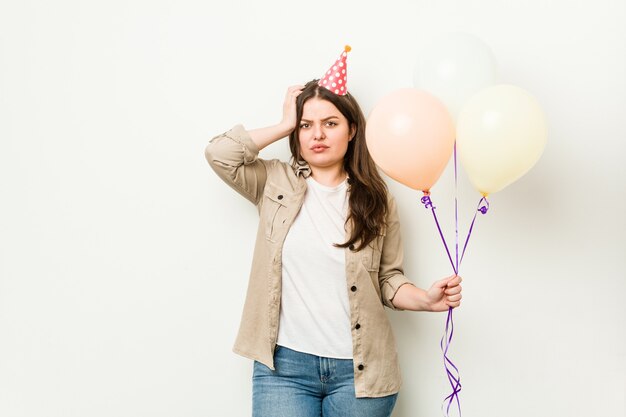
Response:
[291,158,312,178]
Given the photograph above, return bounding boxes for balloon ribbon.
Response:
[419,143,490,417]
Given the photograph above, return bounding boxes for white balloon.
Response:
[456,84,548,195]
[413,32,497,122]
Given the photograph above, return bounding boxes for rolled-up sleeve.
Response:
[378,195,415,310]
[205,124,268,205]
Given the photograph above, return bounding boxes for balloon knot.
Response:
[478,198,490,214]
[421,195,435,210]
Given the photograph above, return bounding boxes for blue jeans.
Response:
[252,346,398,417]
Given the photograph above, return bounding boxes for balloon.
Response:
[456,84,547,196]
[366,88,455,192]
[414,32,497,122]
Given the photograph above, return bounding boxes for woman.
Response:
[205,79,462,417]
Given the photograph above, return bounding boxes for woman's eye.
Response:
[299,123,309,129]
[326,121,337,127]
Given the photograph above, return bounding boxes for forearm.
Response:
[205,125,268,204]
[391,283,431,311]
[248,122,293,151]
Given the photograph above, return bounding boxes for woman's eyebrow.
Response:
[300,116,341,123]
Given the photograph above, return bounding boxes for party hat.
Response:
[318,45,351,95]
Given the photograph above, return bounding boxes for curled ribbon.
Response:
[421,195,435,210]
[420,143,490,417]
[420,193,460,416]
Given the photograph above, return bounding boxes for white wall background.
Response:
[1,1,624,416]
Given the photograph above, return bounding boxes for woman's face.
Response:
[298,97,354,174]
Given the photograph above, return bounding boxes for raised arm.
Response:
[204,85,304,204]
[247,85,304,150]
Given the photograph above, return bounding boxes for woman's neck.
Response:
[310,167,347,187]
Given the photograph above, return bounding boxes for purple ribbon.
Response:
[421,195,457,274]
[420,194,461,417]
[460,197,489,265]
[441,307,461,416]
[420,143,490,417]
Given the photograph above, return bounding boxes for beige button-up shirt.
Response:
[205,125,415,398]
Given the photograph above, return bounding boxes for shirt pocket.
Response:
[262,182,291,242]
[360,233,386,272]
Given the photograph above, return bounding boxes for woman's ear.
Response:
[349,124,356,141]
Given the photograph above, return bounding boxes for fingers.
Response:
[445,275,462,308]
[433,274,462,292]
[446,293,462,302]
[446,298,462,308]
[446,275,462,286]
[281,85,305,130]
[446,291,462,308]
[284,85,304,105]
[432,275,463,310]
[286,85,304,96]
[445,284,462,295]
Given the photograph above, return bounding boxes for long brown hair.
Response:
[289,80,388,251]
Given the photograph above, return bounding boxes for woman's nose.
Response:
[313,124,325,140]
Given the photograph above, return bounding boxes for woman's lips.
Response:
[311,145,329,153]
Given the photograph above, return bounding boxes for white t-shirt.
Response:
[277,176,353,359]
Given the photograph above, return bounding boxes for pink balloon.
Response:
[366,88,455,192]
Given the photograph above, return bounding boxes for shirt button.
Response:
[277,195,283,200]
[355,323,361,329]
[358,364,364,371]
[351,286,357,292]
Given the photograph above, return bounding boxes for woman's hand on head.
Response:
[280,85,304,133]
[247,85,305,150]
[426,275,463,312]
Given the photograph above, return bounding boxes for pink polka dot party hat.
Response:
[318,45,351,95]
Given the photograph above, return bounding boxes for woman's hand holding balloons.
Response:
[426,275,463,311]
[392,275,462,311]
